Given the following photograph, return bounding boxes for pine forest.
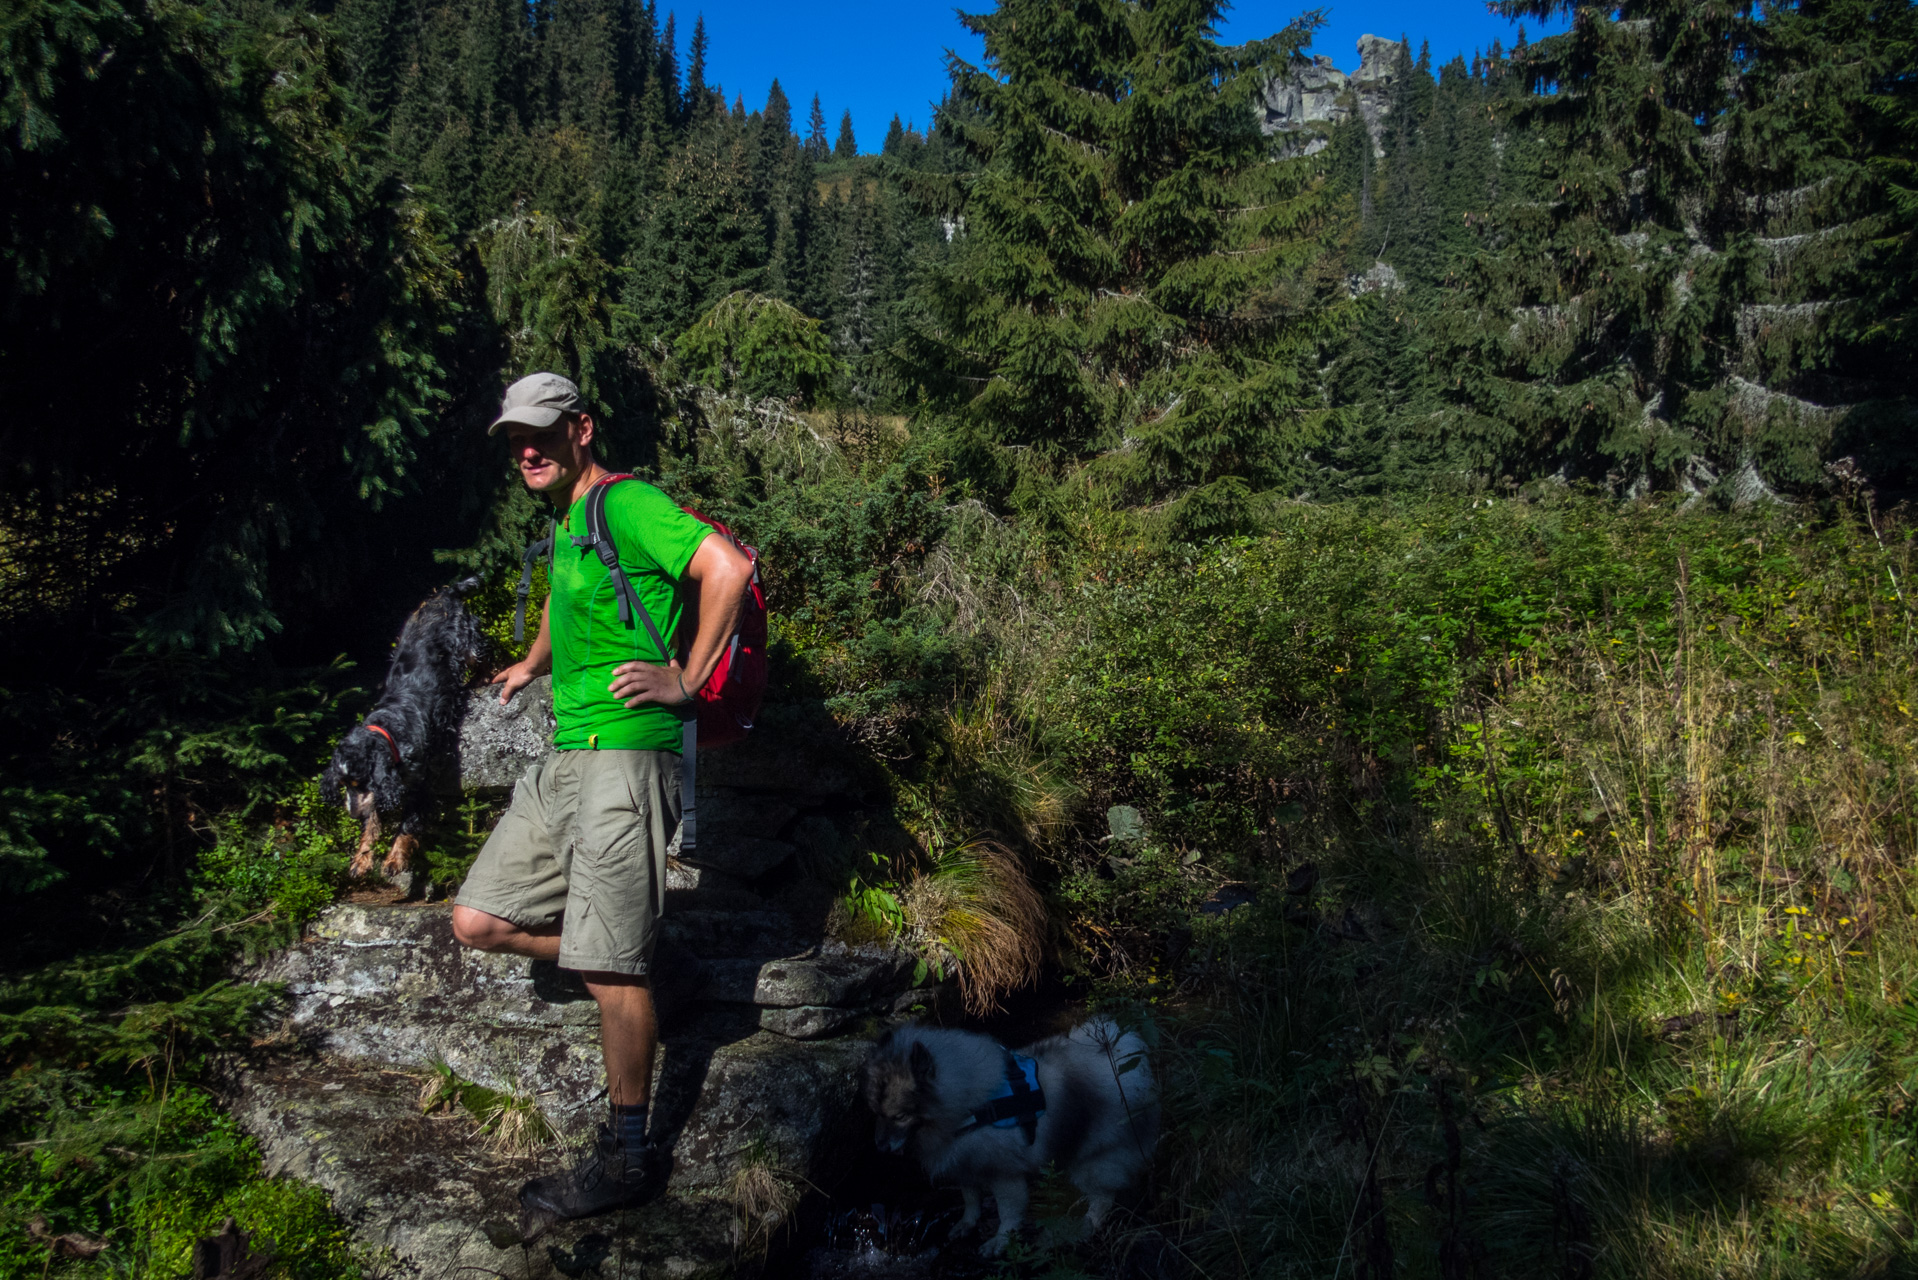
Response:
[3,0,1918,1275]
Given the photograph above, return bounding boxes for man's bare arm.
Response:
[607,533,752,708]
[491,598,552,704]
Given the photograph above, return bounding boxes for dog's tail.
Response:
[1073,1018,1154,1093]
[1074,1017,1159,1157]
[447,575,484,598]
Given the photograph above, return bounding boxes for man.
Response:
[451,371,753,1223]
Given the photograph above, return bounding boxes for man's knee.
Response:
[451,904,515,951]
[581,970,651,997]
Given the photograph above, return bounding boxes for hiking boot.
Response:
[518,1123,667,1233]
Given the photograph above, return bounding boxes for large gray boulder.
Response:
[439,675,558,794]
[441,677,867,876]
[228,1055,741,1280]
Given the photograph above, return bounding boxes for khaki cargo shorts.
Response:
[456,749,680,976]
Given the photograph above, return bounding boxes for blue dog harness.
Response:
[953,1050,1046,1144]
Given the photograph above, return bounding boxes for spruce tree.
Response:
[1374,38,1443,284]
[1320,289,1448,495]
[835,109,858,158]
[657,11,680,122]
[683,14,709,123]
[1430,54,1499,267]
[806,93,830,160]
[753,79,809,301]
[612,0,657,110]
[880,113,905,156]
[620,106,766,341]
[902,0,1342,535]
[1862,4,1916,364]
[1441,0,1915,494]
[332,0,413,127]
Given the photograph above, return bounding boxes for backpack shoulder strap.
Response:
[575,476,673,663]
[513,519,556,644]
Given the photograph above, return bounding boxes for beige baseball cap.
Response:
[489,372,585,435]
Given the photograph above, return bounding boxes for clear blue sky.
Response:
[691,1,1566,153]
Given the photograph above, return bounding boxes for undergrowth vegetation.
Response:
[1,775,366,1276]
[999,501,1918,1277]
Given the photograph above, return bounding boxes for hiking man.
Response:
[451,371,753,1223]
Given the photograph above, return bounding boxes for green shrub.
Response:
[195,781,359,928]
[3,1088,363,1279]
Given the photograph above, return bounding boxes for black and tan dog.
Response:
[322,577,484,882]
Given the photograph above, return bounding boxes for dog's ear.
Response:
[367,740,404,809]
[909,1039,936,1086]
[320,756,343,806]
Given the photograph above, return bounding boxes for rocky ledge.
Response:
[228,680,934,1277]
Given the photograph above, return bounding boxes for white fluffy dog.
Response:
[862,1018,1159,1255]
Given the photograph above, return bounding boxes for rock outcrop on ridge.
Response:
[1255,34,1409,157]
[229,678,930,1278]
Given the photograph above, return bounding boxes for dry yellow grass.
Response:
[726,1151,803,1253]
[903,837,1046,1015]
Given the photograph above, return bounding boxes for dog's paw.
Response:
[351,818,382,879]
[384,833,420,877]
[979,1232,1013,1259]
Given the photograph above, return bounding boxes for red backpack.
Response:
[514,475,768,851]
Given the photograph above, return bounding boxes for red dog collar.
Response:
[363,722,401,767]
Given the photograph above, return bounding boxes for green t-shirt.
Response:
[547,479,713,753]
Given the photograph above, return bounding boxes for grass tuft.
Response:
[725,1141,803,1254]
[903,837,1046,1015]
[419,1060,556,1158]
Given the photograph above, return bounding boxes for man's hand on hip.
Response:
[609,660,693,709]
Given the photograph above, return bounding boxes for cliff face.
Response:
[1255,34,1407,157]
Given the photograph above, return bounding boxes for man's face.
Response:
[506,415,590,494]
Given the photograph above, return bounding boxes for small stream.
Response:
[799,1202,961,1280]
